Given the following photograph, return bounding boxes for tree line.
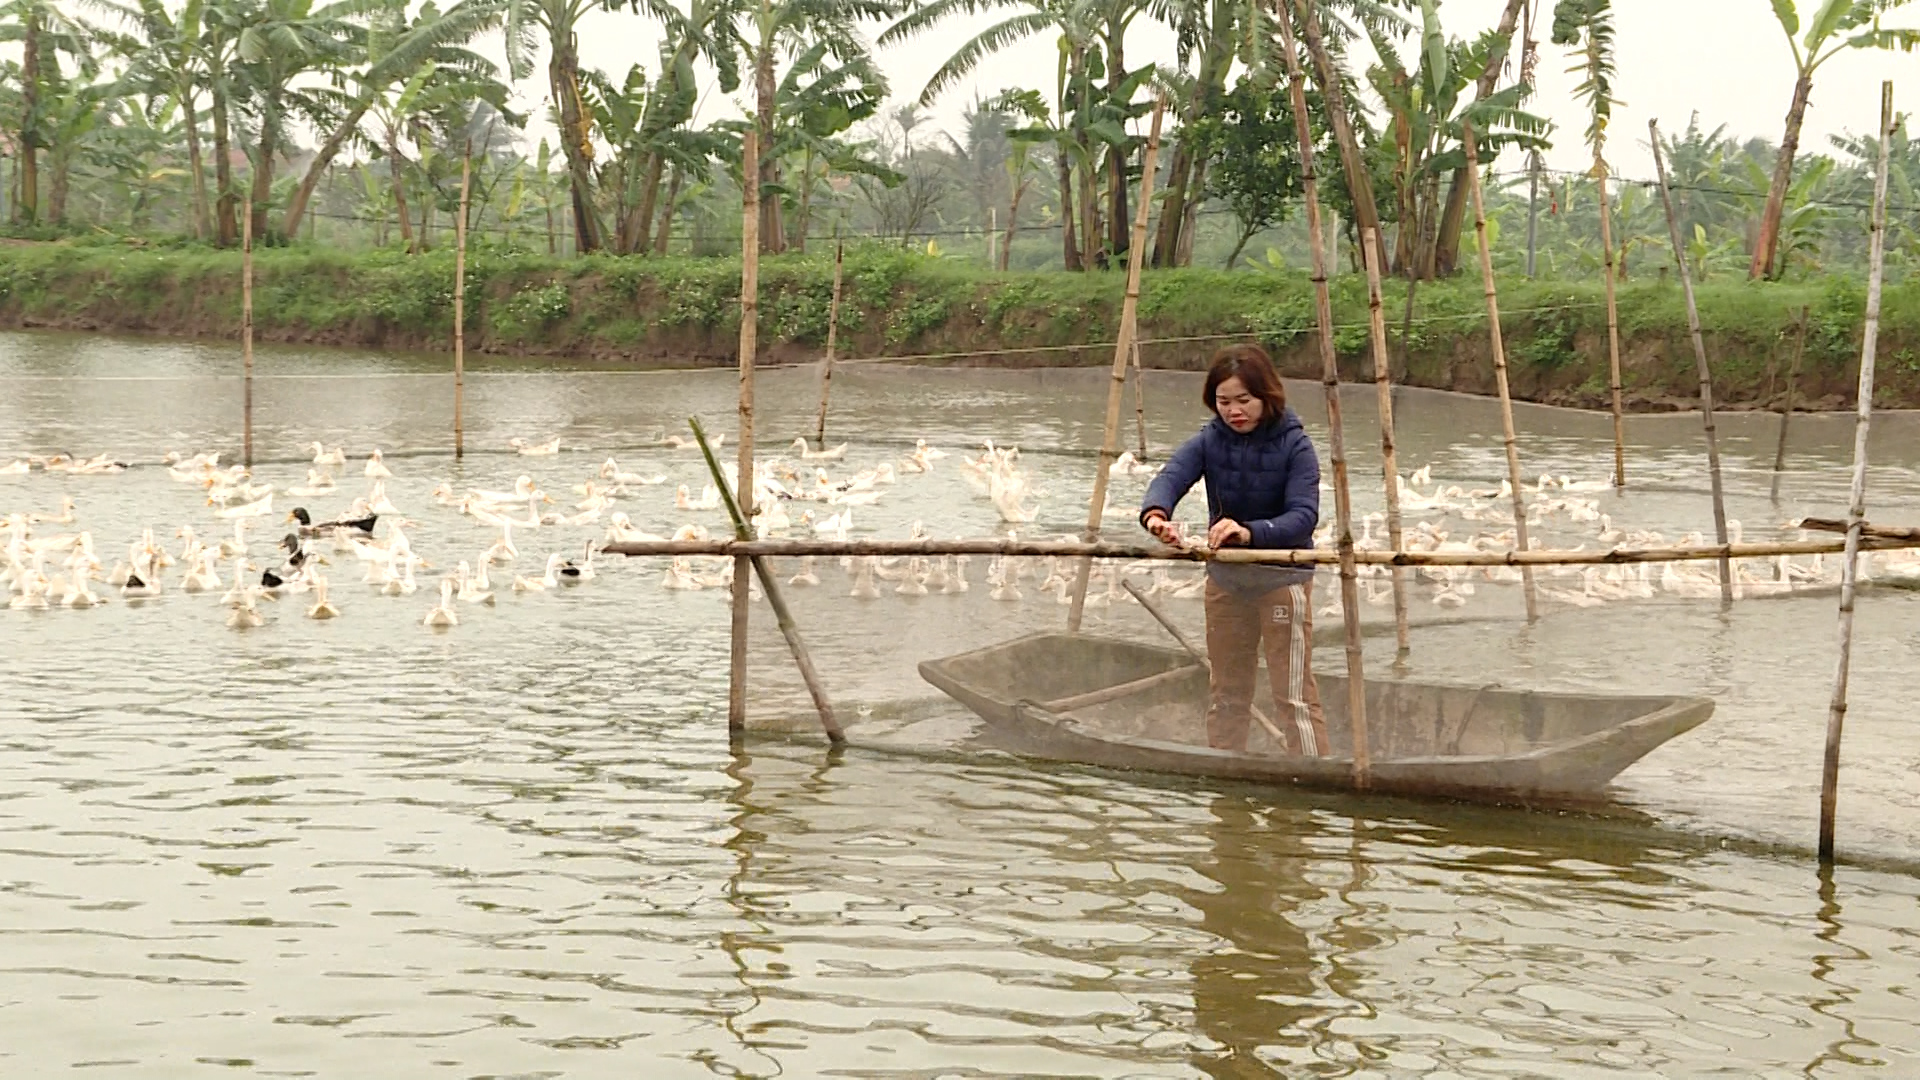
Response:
[0,0,1914,281]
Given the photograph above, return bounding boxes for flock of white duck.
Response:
[3,438,1912,631]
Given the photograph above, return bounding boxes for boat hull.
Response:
[920,633,1715,803]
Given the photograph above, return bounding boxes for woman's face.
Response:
[1214,376,1264,433]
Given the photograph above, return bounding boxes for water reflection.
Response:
[1187,796,1326,1076]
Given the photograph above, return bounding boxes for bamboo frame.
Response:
[1462,128,1539,621]
[814,230,844,448]
[602,533,1920,566]
[691,417,844,745]
[1822,82,1894,866]
[1278,6,1369,785]
[1772,305,1810,501]
[730,131,760,736]
[241,200,254,468]
[1597,160,1627,488]
[1068,99,1165,631]
[1650,119,1734,603]
[454,149,470,459]
[1360,226,1410,657]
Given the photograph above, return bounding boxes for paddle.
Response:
[1120,577,1292,748]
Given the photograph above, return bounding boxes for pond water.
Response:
[2,331,1918,1077]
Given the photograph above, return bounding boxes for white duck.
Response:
[422,578,459,628]
[306,574,340,619]
[510,436,563,456]
[364,449,393,479]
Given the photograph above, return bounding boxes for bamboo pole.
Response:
[1068,98,1165,631]
[1279,6,1369,786]
[730,131,760,737]
[1821,82,1894,866]
[813,230,844,448]
[1130,338,1148,459]
[1360,226,1410,657]
[603,533,1920,566]
[691,417,844,746]
[1772,305,1810,501]
[241,200,254,469]
[1462,127,1539,622]
[454,149,470,460]
[1649,119,1734,603]
[1597,160,1627,488]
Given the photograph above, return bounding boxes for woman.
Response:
[1139,344,1329,756]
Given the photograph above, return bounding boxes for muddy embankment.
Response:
[1,241,1912,411]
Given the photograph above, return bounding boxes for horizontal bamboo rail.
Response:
[1799,517,1920,541]
[603,534,1920,567]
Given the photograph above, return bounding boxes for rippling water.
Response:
[3,331,1919,1076]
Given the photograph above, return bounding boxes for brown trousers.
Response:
[1203,579,1330,756]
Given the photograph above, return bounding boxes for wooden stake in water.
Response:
[1772,305,1810,502]
[814,230,844,448]
[1462,128,1538,622]
[453,149,471,459]
[1597,161,1627,488]
[1129,337,1148,459]
[1279,6,1369,785]
[1650,119,1734,603]
[1822,82,1895,866]
[730,130,760,738]
[1360,226,1410,658]
[1068,98,1164,631]
[241,200,254,468]
[691,416,844,746]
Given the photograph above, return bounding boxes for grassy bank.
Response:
[0,238,1911,410]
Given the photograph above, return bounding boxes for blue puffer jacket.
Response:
[1139,409,1321,592]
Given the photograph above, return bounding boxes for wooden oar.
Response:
[1121,578,1290,747]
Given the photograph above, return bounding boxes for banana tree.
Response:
[280,0,505,239]
[628,0,735,254]
[1366,0,1549,278]
[0,0,97,224]
[91,0,216,237]
[1751,0,1920,279]
[765,39,890,250]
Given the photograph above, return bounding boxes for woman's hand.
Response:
[1144,512,1182,546]
[1207,518,1252,548]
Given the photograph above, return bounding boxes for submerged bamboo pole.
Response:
[454,149,471,460]
[1772,305,1810,501]
[1068,98,1165,631]
[241,200,254,468]
[1822,82,1894,866]
[1130,338,1148,459]
[1279,6,1369,785]
[814,230,844,448]
[1360,226,1410,657]
[691,417,844,745]
[729,130,760,737]
[1597,161,1627,488]
[1462,127,1538,622]
[603,533,1920,566]
[1649,119,1734,603]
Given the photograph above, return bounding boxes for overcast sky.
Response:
[529,0,1914,181]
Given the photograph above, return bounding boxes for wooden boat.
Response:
[919,633,1715,803]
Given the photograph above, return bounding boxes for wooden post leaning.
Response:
[1822,81,1894,866]
[1771,305,1810,501]
[814,229,844,449]
[454,148,471,459]
[1360,226,1411,657]
[730,130,761,737]
[241,200,254,468]
[1597,159,1627,487]
[1278,5,1370,785]
[1068,98,1165,631]
[691,417,845,746]
[1462,127,1539,622]
[1649,119,1734,603]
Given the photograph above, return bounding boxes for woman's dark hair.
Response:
[1202,344,1287,419]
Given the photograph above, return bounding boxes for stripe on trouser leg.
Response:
[1286,584,1317,756]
